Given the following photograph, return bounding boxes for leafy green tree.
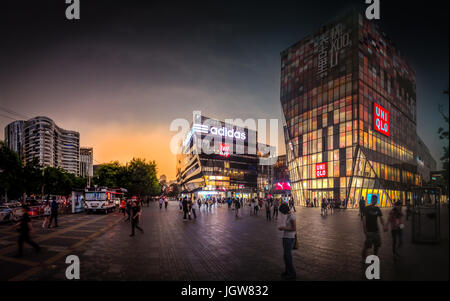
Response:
[168,183,179,198]
[438,90,449,191]
[125,158,160,198]
[93,161,125,188]
[22,158,43,197]
[0,141,23,201]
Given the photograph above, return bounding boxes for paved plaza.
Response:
[0,202,448,281]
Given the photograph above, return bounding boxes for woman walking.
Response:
[41,202,51,228]
[278,203,297,280]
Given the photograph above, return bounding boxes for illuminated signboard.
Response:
[316,163,327,178]
[276,182,291,191]
[219,143,231,158]
[374,102,389,136]
[193,123,247,141]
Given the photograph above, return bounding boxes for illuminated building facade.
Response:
[281,11,427,207]
[176,114,259,199]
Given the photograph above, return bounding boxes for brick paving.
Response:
[0,202,448,281]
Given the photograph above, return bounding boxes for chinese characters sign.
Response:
[374,102,389,136]
[315,23,351,79]
[219,143,231,158]
[316,163,327,178]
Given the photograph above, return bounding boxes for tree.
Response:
[167,183,179,198]
[438,89,449,190]
[0,141,23,201]
[22,158,43,197]
[93,161,125,188]
[125,158,160,198]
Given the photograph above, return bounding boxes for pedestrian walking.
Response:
[359,197,366,221]
[130,201,144,236]
[189,198,197,219]
[234,198,241,217]
[253,198,259,216]
[265,199,272,221]
[385,201,404,258]
[41,202,51,228]
[362,195,386,259]
[321,198,327,216]
[273,198,279,221]
[13,206,41,257]
[406,199,411,221]
[164,197,169,210]
[182,197,190,220]
[288,196,296,212]
[159,197,163,210]
[125,200,132,222]
[48,197,59,228]
[278,203,297,280]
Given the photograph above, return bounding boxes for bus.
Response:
[84,187,127,214]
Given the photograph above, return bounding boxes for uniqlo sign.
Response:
[316,163,327,178]
[219,143,231,158]
[374,102,389,136]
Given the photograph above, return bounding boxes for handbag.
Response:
[293,233,299,250]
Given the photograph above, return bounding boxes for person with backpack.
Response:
[278,203,297,280]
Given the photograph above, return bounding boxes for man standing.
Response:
[359,197,366,221]
[130,201,144,237]
[14,206,41,257]
[48,197,59,228]
[278,203,297,280]
[273,198,279,221]
[362,195,386,259]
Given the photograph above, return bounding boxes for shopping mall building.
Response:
[176,114,274,200]
[280,11,436,207]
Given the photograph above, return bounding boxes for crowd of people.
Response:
[7,190,421,281]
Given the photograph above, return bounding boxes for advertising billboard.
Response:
[316,163,327,178]
[374,102,389,136]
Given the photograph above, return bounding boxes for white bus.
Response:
[84,187,126,214]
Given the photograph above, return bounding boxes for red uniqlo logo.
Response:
[374,102,389,136]
[219,143,231,158]
[316,163,327,178]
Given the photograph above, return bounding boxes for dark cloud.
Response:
[0,0,448,172]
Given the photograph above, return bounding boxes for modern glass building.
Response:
[280,11,430,208]
[176,114,262,200]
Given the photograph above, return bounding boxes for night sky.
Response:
[0,0,448,179]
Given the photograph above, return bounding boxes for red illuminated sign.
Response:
[316,163,327,178]
[219,143,231,158]
[276,182,291,191]
[374,102,389,136]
